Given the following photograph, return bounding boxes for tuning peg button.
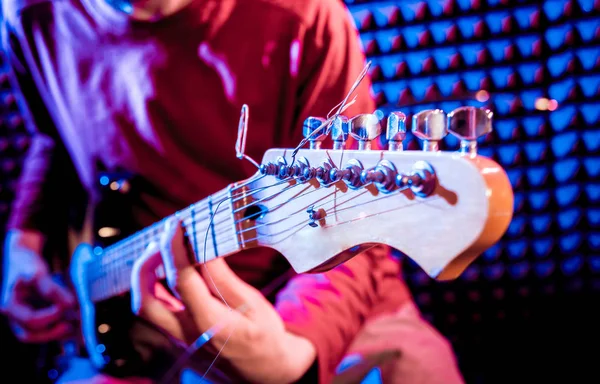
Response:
[447,106,493,156]
[349,114,381,150]
[303,117,328,149]
[412,109,447,152]
[331,116,349,150]
[386,111,407,151]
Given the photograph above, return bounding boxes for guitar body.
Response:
[70,245,140,376]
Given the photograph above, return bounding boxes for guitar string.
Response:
[88,175,326,277]
[92,176,291,268]
[90,181,339,277]
[88,176,415,280]
[88,185,431,301]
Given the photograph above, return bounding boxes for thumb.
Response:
[201,258,264,311]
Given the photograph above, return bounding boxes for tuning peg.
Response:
[349,114,381,150]
[447,106,493,156]
[412,109,447,152]
[331,116,349,150]
[303,117,328,149]
[386,111,407,151]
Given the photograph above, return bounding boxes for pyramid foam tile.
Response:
[507,169,524,188]
[435,74,461,97]
[549,78,576,103]
[550,131,580,157]
[543,0,571,22]
[527,166,551,187]
[553,158,581,182]
[578,0,600,13]
[426,0,456,17]
[483,243,503,262]
[555,184,582,207]
[350,8,376,31]
[371,5,401,28]
[582,130,600,153]
[398,1,429,23]
[535,260,556,277]
[578,76,600,98]
[484,264,505,281]
[576,19,600,42]
[508,262,530,279]
[506,240,529,260]
[558,208,583,230]
[514,192,525,213]
[561,254,584,274]
[532,237,554,258]
[497,144,521,166]
[580,104,600,125]
[495,119,519,141]
[589,209,600,228]
[433,47,457,70]
[490,67,513,90]
[520,89,544,111]
[550,106,577,132]
[518,63,544,85]
[430,21,458,44]
[522,116,548,137]
[586,184,600,203]
[560,234,583,255]
[524,142,548,163]
[529,191,552,211]
[507,216,527,237]
[546,25,573,51]
[401,25,430,49]
[590,233,600,250]
[515,35,541,59]
[583,157,600,178]
[577,47,600,71]
[374,30,405,54]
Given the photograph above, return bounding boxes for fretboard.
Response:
[87,187,240,302]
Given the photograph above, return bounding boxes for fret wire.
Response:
[191,203,199,260]
[89,188,238,302]
[94,177,311,300]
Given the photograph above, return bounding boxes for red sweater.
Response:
[2,0,411,381]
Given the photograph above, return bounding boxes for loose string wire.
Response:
[288,60,371,168]
[93,61,375,382]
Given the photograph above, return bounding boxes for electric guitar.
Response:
[55,107,513,382]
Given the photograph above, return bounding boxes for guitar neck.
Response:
[87,186,242,303]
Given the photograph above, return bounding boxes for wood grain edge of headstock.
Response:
[434,155,514,281]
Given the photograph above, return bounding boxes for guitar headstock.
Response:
[234,107,513,281]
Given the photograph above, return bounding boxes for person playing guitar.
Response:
[0,0,469,382]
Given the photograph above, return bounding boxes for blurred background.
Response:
[1,0,598,382]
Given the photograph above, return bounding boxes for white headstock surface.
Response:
[236,147,512,280]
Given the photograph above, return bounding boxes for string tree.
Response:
[412,109,447,152]
[447,106,493,157]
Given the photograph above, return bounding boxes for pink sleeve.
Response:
[275,2,412,381]
[3,19,78,235]
[276,246,410,383]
